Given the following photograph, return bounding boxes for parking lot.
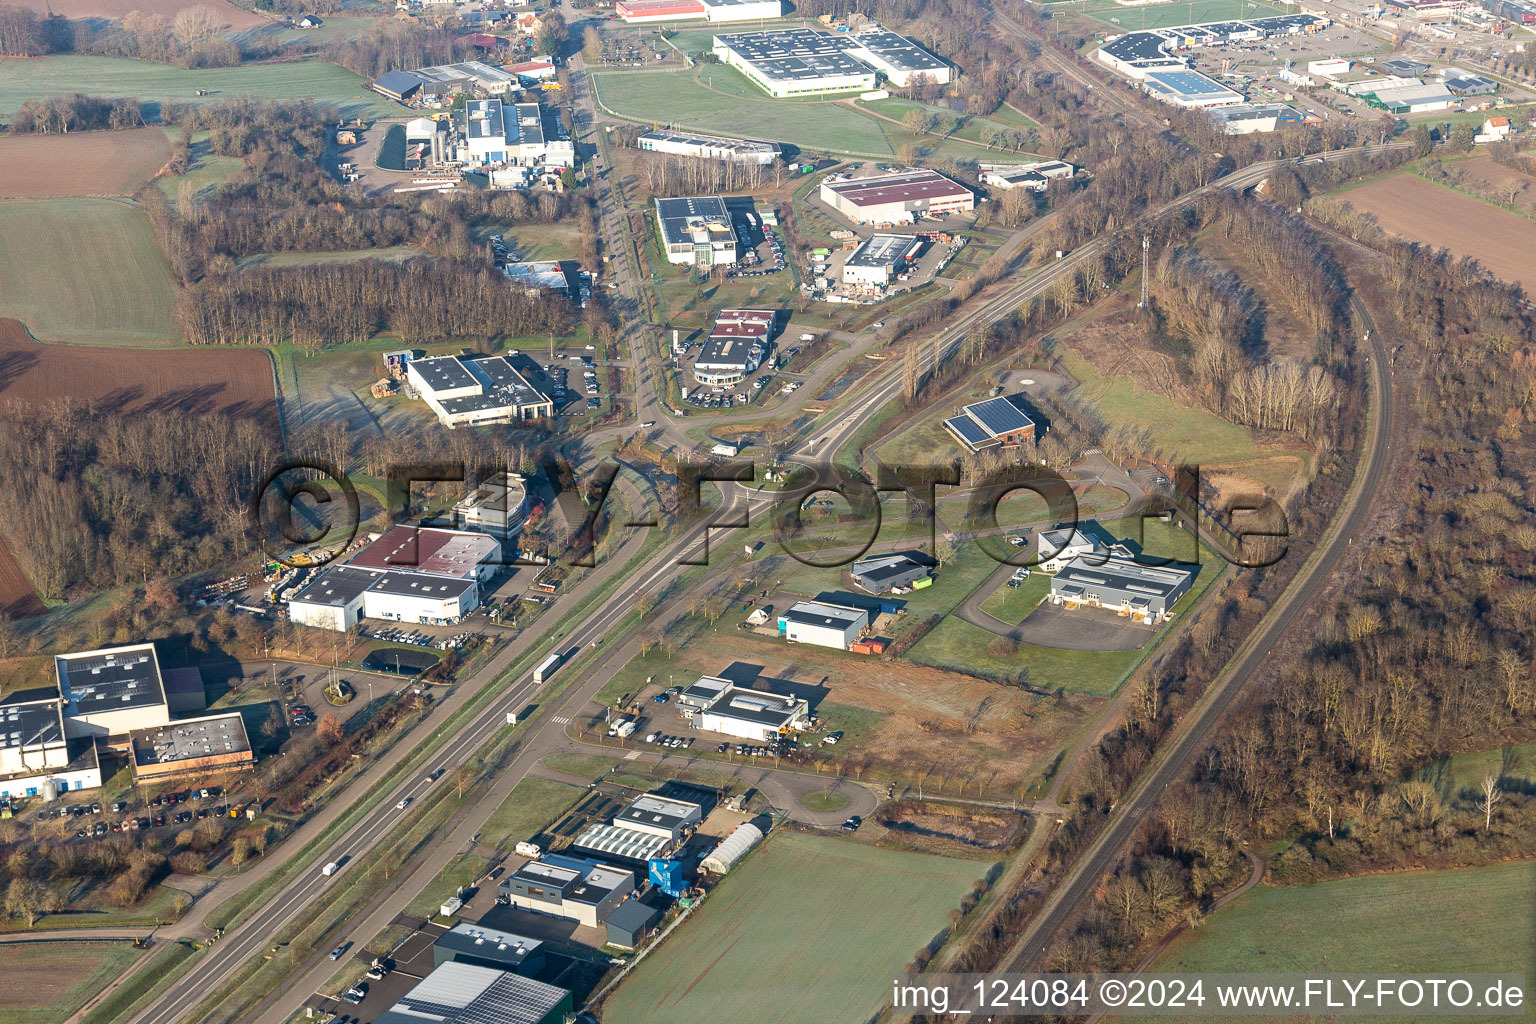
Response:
[723,216,788,282]
[16,786,233,843]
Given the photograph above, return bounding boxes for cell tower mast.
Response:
[1138,235,1149,308]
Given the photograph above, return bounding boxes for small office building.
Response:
[697,684,810,741]
[654,196,741,267]
[1036,528,1107,574]
[498,854,635,928]
[981,161,1075,192]
[943,394,1037,452]
[614,794,703,841]
[1049,555,1194,624]
[453,472,532,537]
[693,309,774,385]
[850,553,929,593]
[128,712,256,786]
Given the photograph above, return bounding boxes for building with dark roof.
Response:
[374,962,570,1024]
[981,161,1076,193]
[1442,72,1497,96]
[1049,554,1194,624]
[498,854,635,927]
[371,69,426,102]
[840,233,922,288]
[128,712,255,786]
[943,394,1037,451]
[605,897,663,950]
[695,683,810,740]
[433,923,545,976]
[638,128,780,165]
[778,599,869,649]
[55,644,170,740]
[614,793,703,840]
[850,553,929,593]
[693,309,774,384]
[0,688,100,798]
[711,28,949,96]
[407,355,554,428]
[350,526,502,581]
[820,169,974,225]
[161,667,207,715]
[654,196,740,266]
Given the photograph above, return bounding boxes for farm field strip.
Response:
[1340,173,1536,291]
[3,0,265,26]
[0,127,172,199]
[0,940,149,1024]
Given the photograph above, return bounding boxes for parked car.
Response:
[842,815,862,832]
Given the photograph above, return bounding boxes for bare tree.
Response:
[1478,773,1502,831]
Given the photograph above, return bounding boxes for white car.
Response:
[396,797,412,811]
[641,421,655,428]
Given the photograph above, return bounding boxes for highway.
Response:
[970,290,1395,986]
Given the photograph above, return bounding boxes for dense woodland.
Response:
[6,93,146,134]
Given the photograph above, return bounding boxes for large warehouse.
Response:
[638,128,780,165]
[712,28,951,97]
[56,644,171,741]
[615,0,782,23]
[1049,554,1194,624]
[692,308,775,385]
[778,599,869,649]
[407,354,555,428]
[454,99,574,169]
[820,169,974,225]
[654,196,741,267]
[0,691,101,799]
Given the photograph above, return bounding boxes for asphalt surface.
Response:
[974,290,1395,985]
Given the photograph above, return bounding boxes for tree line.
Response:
[6,93,145,134]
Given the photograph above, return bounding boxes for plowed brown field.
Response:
[6,0,267,27]
[0,533,45,620]
[0,127,171,199]
[0,318,276,426]
[1345,173,1536,291]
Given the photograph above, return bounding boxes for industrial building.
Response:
[676,674,732,712]
[1442,71,1498,96]
[980,161,1075,192]
[503,57,557,84]
[161,667,207,715]
[778,599,869,650]
[407,354,555,428]
[56,644,171,741]
[692,308,775,385]
[616,0,783,22]
[287,527,502,631]
[452,472,532,537]
[1360,81,1457,113]
[455,99,573,169]
[638,128,780,165]
[605,898,663,950]
[654,196,741,267]
[127,712,255,786]
[615,794,703,841]
[1376,57,1432,76]
[1209,103,1308,135]
[712,28,950,98]
[1482,0,1536,22]
[370,61,518,103]
[571,822,673,862]
[1049,554,1194,624]
[433,923,545,976]
[943,394,1037,452]
[1094,14,1327,107]
[0,691,101,799]
[820,169,974,225]
[696,683,810,741]
[374,962,571,1024]
[850,553,929,593]
[840,233,922,288]
[498,854,635,928]
[1142,70,1244,108]
[503,260,588,303]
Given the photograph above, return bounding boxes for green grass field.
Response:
[979,572,1051,625]
[0,57,397,120]
[480,776,585,851]
[1129,861,1536,1023]
[1414,741,1536,803]
[237,246,422,270]
[590,66,892,155]
[0,199,178,345]
[606,830,981,1024]
[1078,0,1287,30]
[0,941,146,1024]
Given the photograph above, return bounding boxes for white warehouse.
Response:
[777,600,868,649]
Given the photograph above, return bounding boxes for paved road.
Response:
[971,288,1394,989]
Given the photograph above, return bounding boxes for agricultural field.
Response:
[0,200,178,346]
[590,66,892,155]
[0,940,148,1024]
[604,830,982,1024]
[5,0,265,26]
[1339,173,1536,292]
[0,318,276,425]
[0,57,397,121]
[1077,0,1288,30]
[1128,861,1536,1023]
[1431,156,1536,221]
[0,534,46,620]
[0,128,171,199]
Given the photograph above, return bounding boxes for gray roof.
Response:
[700,685,807,728]
[366,571,477,601]
[614,794,700,834]
[605,898,661,933]
[130,713,252,766]
[374,961,568,1024]
[654,195,738,249]
[56,645,166,715]
[0,693,65,752]
[944,415,991,447]
[289,564,377,608]
[851,553,927,588]
[965,394,1034,436]
[1054,555,1193,601]
[373,70,425,97]
[846,234,920,269]
[780,600,866,629]
[435,923,542,968]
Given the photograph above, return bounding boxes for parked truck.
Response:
[615,720,638,738]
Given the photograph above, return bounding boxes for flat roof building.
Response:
[55,644,170,740]
[713,28,950,96]
[1049,554,1194,624]
[374,962,571,1024]
[498,854,635,928]
[696,683,810,741]
[453,472,532,537]
[654,196,741,267]
[693,308,775,385]
[820,169,974,225]
[454,99,573,169]
[616,0,782,22]
[981,160,1075,192]
[943,394,1037,452]
[638,128,780,165]
[411,60,518,96]
[1142,70,1244,108]
[778,599,869,650]
[1037,527,1108,574]
[605,897,663,950]
[0,692,69,782]
[850,553,929,593]
[1364,82,1457,113]
[841,233,922,288]
[128,712,255,786]
[408,354,554,429]
[352,526,502,581]
[433,923,545,976]
[615,794,703,840]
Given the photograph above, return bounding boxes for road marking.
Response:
[623,750,641,760]
[551,715,570,725]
